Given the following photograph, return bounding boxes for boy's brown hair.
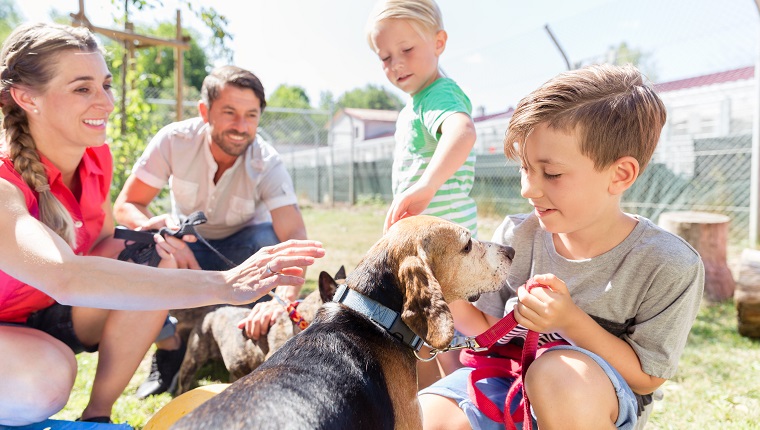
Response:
[504,63,666,172]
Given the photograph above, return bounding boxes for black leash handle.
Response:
[116,211,234,267]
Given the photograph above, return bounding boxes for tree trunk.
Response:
[658,211,735,302]
[734,249,760,338]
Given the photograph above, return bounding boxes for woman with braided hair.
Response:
[0,23,324,425]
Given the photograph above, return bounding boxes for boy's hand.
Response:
[384,183,436,232]
[514,273,583,337]
[237,299,284,340]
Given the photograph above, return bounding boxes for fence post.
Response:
[348,114,355,206]
[751,0,760,246]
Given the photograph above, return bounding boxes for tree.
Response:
[329,84,404,111]
[111,0,232,62]
[118,22,211,93]
[609,41,658,82]
[574,41,658,82]
[262,85,320,146]
[101,1,230,203]
[268,84,311,109]
[0,0,22,42]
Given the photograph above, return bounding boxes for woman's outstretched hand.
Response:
[223,239,325,305]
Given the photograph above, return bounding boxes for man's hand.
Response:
[141,215,201,270]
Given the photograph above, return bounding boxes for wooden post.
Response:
[175,9,184,122]
[735,249,760,338]
[658,211,735,302]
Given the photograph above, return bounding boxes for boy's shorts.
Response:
[23,303,96,354]
[418,345,639,430]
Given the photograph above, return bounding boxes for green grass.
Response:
[53,205,760,428]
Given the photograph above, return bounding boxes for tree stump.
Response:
[734,249,760,338]
[657,211,735,302]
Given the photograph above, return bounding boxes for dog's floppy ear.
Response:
[398,251,454,350]
[318,271,338,303]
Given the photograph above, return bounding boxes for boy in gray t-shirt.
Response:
[419,64,705,430]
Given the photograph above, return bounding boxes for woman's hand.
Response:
[223,239,325,305]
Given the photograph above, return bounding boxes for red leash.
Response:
[267,292,309,330]
[463,280,568,430]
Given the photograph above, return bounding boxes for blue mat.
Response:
[0,419,132,430]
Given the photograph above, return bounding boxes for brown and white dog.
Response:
[175,268,342,394]
[172,216,515,430]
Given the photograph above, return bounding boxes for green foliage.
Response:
[261,84,327,147]
[609,41,658,82]
[321,84,404,111]
[0,0,22,42]
[268,84,311,109]
[109,0,233,63]
[129,22,210,92]
[107,59,163,203]
[96,2,224,205]
[181,2,233,63]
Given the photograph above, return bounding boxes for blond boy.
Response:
[366,0,480,387]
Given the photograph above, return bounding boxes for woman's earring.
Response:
[33,108,39,114]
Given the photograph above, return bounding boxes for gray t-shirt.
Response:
[476,212,704,380]
[132,117,298,240]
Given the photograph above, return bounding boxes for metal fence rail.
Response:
[271,110,753,248]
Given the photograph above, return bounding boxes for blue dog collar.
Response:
[332,283,423,351]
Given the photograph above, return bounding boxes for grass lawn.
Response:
[52,205,760,429]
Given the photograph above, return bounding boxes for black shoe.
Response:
[76,416,113,423]
[135,343,186,399]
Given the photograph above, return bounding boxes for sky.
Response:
[15,0,759,115]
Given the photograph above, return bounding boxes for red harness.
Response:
[462,280,569,430]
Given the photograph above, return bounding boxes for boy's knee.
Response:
[526,350,618,427]
[419,394,470,430]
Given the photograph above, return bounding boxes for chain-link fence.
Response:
[141,87,754,249]
[134,1,757,250]
[268,101,753,250]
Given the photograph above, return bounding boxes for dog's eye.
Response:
[463,239,472,253]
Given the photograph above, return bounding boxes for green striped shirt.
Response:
[393,78,478,236]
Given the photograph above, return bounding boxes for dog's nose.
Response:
[502,246,515,261]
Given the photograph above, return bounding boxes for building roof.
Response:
[654,65,754,93]
[339,108,399,122]
[474,108,514,123]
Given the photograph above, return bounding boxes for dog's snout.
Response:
[501,245,515,261]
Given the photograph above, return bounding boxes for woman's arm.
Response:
[0,179,324,310]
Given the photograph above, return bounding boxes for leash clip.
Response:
[430,336,488,354]
[414,336,488,362]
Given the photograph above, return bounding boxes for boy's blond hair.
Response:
[505,63,666,172]
[366,0,444,51]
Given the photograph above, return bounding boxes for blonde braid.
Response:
[2,106,77,246]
